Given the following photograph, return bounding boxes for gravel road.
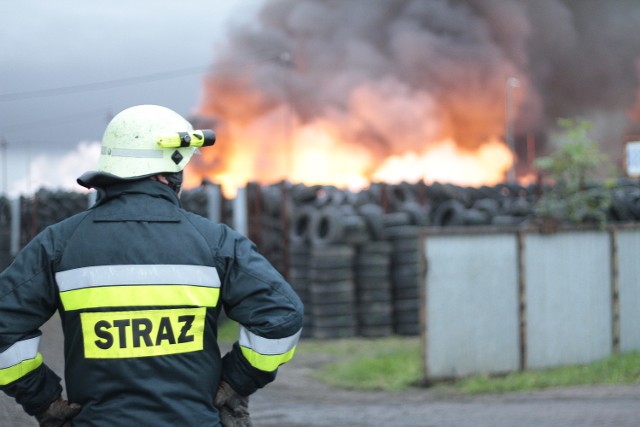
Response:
[2,317,639,426]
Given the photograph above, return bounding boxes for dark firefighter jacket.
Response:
[0,179,304,426]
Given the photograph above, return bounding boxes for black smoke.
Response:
[198,0,640,173]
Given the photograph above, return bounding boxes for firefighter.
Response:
[0,105,304,426]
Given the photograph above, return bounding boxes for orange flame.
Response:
[188,78,516,197]
[185,125,514,197]
[372,139,513,186]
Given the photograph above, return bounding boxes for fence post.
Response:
[517,230,527,371]
[10,197,20,257]
[610,227,620,353]
[233,187,248,236]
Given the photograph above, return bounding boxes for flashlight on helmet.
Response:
[156,130,216,148]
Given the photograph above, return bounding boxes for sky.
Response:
[3,1,640,198]
[0,0,265,196]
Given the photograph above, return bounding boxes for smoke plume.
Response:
[195,0,640,183]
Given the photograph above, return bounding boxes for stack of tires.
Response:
[18,190,89,246]
[256,183,289,275]
[308,244,357,339]
[354,241,393,337]
[288,240,313,338]
[384,225,423,336]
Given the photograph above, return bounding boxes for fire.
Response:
[188,67,516,197]
[184,114,514,197]
[288,124,371,191]
[372,139,513,186]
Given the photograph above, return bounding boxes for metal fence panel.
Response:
[524,231,612,369]
[424,233,520,378]
[618,228,640,352]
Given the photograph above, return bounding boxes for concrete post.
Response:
[233,187,248,236]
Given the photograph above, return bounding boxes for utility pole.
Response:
[0,136,8,195]
[505,77,520,183]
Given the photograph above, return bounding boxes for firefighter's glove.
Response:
[214,381,253,427]
[35,396,81,427]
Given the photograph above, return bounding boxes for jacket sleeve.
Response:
[0,228,63,415]
[217,225,304,396]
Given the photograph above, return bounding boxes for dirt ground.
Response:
[250,346,640,427]
[2,317,639,427]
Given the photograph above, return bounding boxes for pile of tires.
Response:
[18,190,88,245]
[288,241,313,338]
[354,241,393,337]
[12,179,640,342]
[307,244,357,339]
[180,185,211,219]
[384,225,423,336]
[609,183,640,222]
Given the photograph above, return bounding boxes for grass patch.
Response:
[298,336,640,394]
[455,351,640,394]
[215,321,640,395]
[301,336,422,391]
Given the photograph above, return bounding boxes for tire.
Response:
[357,203,386,240]
[313,314,357,329]
[462,208,491,225]
[341,215,370,245]
[431,199,466,226]
[290,206,317,243]
[312,325,357,339]
[358,325,393,338]
[356,278,393,293]
[394,322,420,336]
[310,256,354,269]
[399,201,430,226]
[356,240,392,255]
[390,250,420,266]
[382,211,412,228]
[310,207,345,245]
[356,288,392,303]
[308,280,354,298]
[310,302,355,317]
[383,225,421,240]
[491,215,527,226]
[391,263,420,278]
[355,264,389,277]
[310,268,354,282]
[311,244,354,257]
[390,238,420,252]
[393,284,419,300]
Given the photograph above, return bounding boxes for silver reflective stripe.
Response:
[101,146,164,159]
[238,327,301,355]
[0,337,40,368]
[56,264,220,292]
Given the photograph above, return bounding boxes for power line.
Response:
[0,49,291,103]
[1,108,110,131]
[0,65,208,102]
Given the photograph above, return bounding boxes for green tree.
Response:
[534,118,613,227]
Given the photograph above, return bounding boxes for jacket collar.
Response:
[93,179,180,208]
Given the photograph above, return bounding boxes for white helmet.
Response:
[78,105,214,188]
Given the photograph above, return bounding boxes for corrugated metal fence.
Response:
[421,224,640,380]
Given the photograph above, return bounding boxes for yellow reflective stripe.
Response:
[60,285,219,311]
[240,345,297,372]
[80,308,206,359]
[0,353,43,386]
[238,327,301,372]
